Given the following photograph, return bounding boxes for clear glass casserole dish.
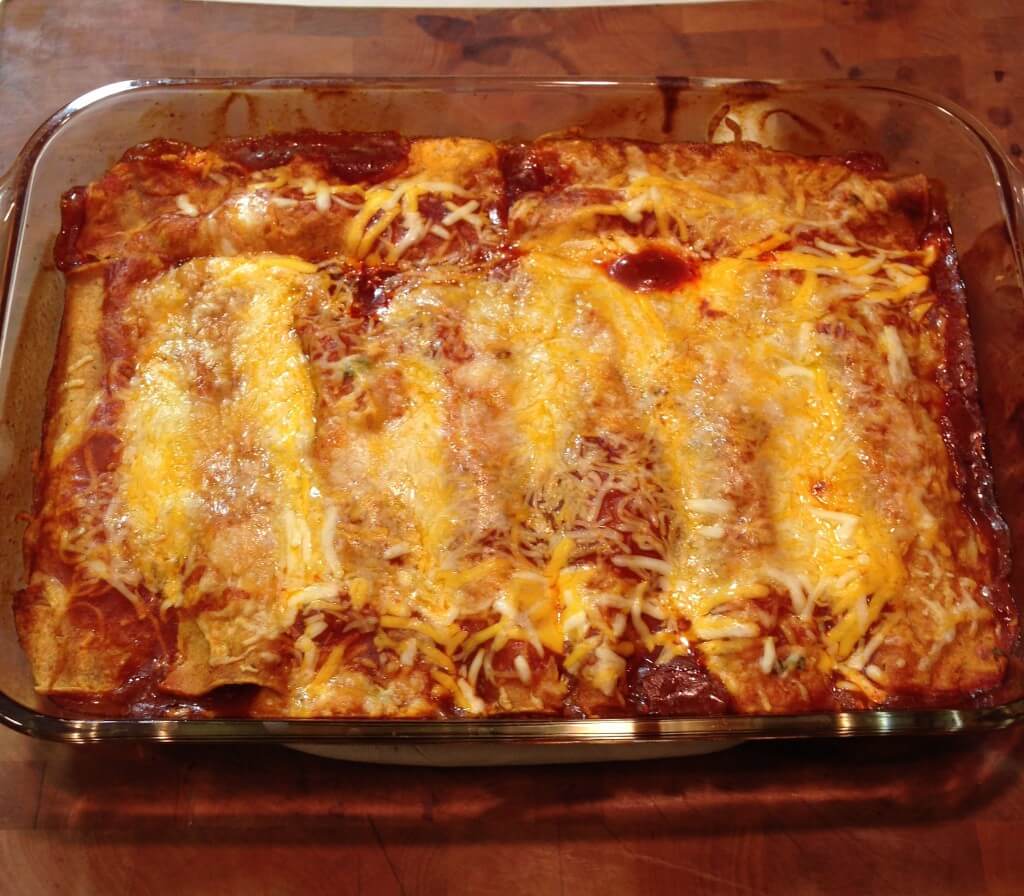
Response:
[0,76,1022,760]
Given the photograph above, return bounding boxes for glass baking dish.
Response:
[0,77,1022,761]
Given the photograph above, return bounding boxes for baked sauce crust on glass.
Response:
[15,130,1016,719]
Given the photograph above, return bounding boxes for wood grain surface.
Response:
[1,1,1023,893]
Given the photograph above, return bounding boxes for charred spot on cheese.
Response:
[605,247,699,293]
[215,130,410,184]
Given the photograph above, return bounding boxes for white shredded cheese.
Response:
[685,498,734,515]
[513,654,532,685]
[315,182,332,214]
[176,194,199,217]
[695,524,726,539]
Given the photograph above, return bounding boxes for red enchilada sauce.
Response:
[927,211,1017,640]
[53,186,92,272]
[606,247,699,293]
[215,130,410,184]
[630,653,732,716]
[499,144,570,202]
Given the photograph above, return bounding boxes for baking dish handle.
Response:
[0,168,21,303]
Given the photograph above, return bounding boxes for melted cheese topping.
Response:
[29,136,1007,717]
[111,258,333,666]
[93,242,986,712]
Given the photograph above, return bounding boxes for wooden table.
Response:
[1,1,1022,892]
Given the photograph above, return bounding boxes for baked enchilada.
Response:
[16,131,1016,718]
